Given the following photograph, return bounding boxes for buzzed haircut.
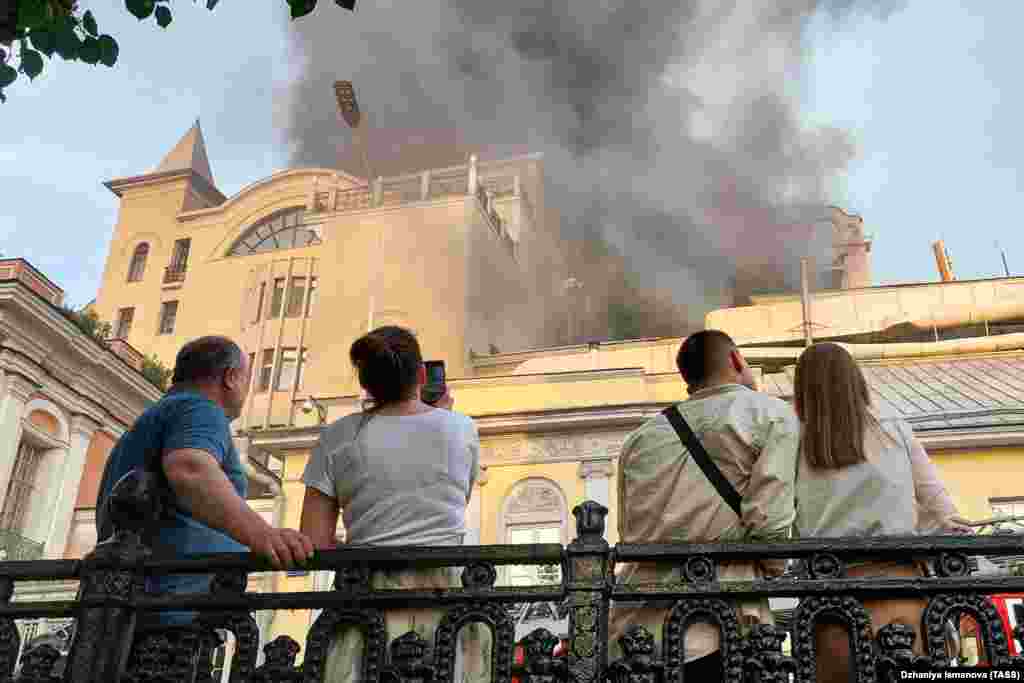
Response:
[171,336,243,386]
[676,330,737,387]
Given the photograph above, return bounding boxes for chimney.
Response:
[932,241,955,282]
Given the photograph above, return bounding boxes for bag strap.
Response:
[662,405,742,518]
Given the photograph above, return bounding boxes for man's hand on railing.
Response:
[944,516,975,535]
[249,528,315,571]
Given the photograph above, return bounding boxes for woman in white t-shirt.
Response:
[300,326,485,683]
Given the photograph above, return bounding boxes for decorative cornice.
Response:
[3,370,37,402]
[917,428,1024,451]
[482,432,629,467]
[473,403,666,436]
[0,282,160,427]
[69,413,101,439]
[19,420,67,450]
[578,459,615,480]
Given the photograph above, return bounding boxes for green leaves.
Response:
[53,19,80,60]
[97,34,118,67]
[82,10,98,37]
[19,47,44,79]
[79,36,101,65]
[125,0,155,21]
[155,5,172,28]
[289,0,318,20]
[0,64,17,89]
[30,27,56,57]
[16,0,48,30]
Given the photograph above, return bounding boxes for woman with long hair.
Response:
[793,343,971,682]
[300,326,486,683]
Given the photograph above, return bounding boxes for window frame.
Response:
[257,349,275,393]
[275,347,299,392]
[158,300,179,335]
[253,282,266,323]
[306,276,318,317]
[0,440,44,535]
[296,348,309,391]
[127,243,149,282]
[226,207,321,257]
[269,278,286,319]
[115,307,134,339]
[170,238,191,273]
[285,277,306,318]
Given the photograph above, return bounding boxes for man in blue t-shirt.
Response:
[96,336,313,624]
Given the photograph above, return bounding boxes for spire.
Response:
[153,119,216,188]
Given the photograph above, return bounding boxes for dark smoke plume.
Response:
[280,0,904,336]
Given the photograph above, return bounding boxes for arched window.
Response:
[127,243,149,282]
[227,207,321,257]
[500,478,568,586]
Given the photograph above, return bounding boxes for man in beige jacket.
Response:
[610,330,800,679]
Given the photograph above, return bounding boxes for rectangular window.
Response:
[506,526,562,586]
[170,238,191,273]
[158,301,178,335]
[253,283,266,323]
[286,277,306,318]
[306,277,318,316]
[258,349,274,393]
[115,307,134,339]
[0,441,43,535]
[276,348,298,391]
[296,348,309,391]
[269,278,286,319]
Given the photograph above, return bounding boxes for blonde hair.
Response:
[793,342,876,470]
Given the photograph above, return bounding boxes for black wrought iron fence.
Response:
[1,471,1024,683]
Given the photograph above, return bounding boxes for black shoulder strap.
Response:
[662,405,742,518]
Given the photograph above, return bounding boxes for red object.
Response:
[989,594,1024,656]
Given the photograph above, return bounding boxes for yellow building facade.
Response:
[85,123,1024,654]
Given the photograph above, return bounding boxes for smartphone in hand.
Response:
[421,360,446,406]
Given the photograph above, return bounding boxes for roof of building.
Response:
[153,119,216,189]
[761,354,1024,428]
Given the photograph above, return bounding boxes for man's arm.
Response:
[164,449,313,569]
[742,408,800,575]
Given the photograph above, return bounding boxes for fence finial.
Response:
[572,500,608,543]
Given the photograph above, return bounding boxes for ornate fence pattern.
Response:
[1,471,1024,682]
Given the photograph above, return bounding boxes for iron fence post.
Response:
[64,471,159,683]
[564,501,610,683]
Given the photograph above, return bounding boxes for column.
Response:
[0,374,34,515]
[420,170,431,201]
[468,154,478,195]
[578,459,615,542]
[578,459,613,508]
[42,414,99,559]
[464,465,488,545]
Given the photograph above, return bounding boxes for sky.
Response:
[1,1,1022,309]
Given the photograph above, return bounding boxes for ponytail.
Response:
[349,326,422,411]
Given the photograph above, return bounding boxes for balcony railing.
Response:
[3,472,1024,682]
[0,529,43,562]
[164,266,187,284]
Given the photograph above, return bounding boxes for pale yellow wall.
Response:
[477,462,584,546]
[929,446,1024,522]
[93,161,559,430]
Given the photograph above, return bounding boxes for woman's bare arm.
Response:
[300,486,342,549]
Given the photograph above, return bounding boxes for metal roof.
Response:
[763,354,1024,429]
